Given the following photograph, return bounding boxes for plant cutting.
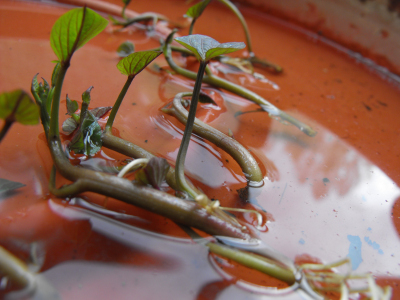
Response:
[0,1,397,299]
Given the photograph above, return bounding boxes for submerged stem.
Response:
[174,61,207,199]
[164,92,263,183]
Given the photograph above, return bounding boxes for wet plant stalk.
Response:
[163,41,316,137]
[174,61,208,199]
[0,246,33,289]
[164,92,263,183]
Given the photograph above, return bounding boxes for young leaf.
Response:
[117,50,162,77]
[31,75,50,105]
[69,111,102,156]
[117,41,135,57]
[66,95,79,115]
[82,86,93,104]
[62,117,79,135]
[135,157,170,190]
[0,178,25,193]
[0,90,39,125]
[50,7,108,62]
[185,0,211,19]
[174,34,245,62]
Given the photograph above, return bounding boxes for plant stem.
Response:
[164,92,263,183]
[175,61,207,199]
[207,242,296,284]
[48,63,68,138]
[163,42,316,137]
[105,75,134,132]
[0,246,34,289]
[0,119,13,143]
[49,135,251,239]
[217,0,252,54]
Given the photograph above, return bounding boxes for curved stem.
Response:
[164,92,263,183]
[49,63,68,138]
[105,75,134,132]
[48,134,251,239]
[217,0,252,54]
[0,119,13,143]
[174,61,207,199]
[163,42,316,137]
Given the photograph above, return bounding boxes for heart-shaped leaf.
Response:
[0,90,39,125]
[185,0,211,19]
[117,41,135,57]
[174,34,245,62]
[50,7,108,62]
[117,50,162,77]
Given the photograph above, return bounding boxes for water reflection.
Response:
[252,112,400,276]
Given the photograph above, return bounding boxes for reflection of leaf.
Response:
[117,50,162,76]
[136,157,170,190]
[199,92,217,105]
[0,178,25,193]
[0,90,39,125]
[174,35,245,62]
[66,95,78,115]
[117,41,135,57]
[185,0,211,18]
[69,111,102,156]
[50,7,108,62]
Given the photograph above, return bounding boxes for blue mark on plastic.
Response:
[362,195,367,202]
[347,235,363,270]
[364,236,384,255]
[367,227,372,231]
[299,238,305,245]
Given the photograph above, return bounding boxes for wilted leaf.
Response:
[185,0,211,19]
[69,111,102,156]
[82,86,93,104]
[174,34,245,62]
[50,7,108,62]
[62,117,79,135]
[0,178,25,193]
[117,41,135,57]
[90,106,112,118]
[136,157,170,190]
[117,50,162,77]
[0,90,39,125]
[66,95,79,116]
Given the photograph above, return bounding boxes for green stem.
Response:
[164,92,263,183]
[0,119,13,143]
[48,135,251,239]
[207,242,296,284]
[175,61,208,199]
[189,17,197,35]
[163,42,316,137]
[217,0,253,54]
[49,63,68,138]
[105,75,134,132]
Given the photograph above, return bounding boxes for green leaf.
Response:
[82,86,93,104]
[51,62,61,87]
[0,90,39,125]
[136,157,170,190]
[117,41,135,57]
[0,178,25,193]
[174,34,245,62]
[185,0,211,19]
[117,50,162,77]
[69,111,102,156]
[62,117,79,135]
[50,7,108,62]
[66,95,79,115]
